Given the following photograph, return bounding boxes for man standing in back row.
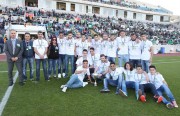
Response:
[33,31,49,82]
[4,29,24,86]
[140,33,153,73]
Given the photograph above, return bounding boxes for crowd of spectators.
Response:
[0,5,180,52]
[86,0,171,14]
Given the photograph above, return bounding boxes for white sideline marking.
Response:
[0,71,18,116]
[0,69,43,73]
[155,59,180,62]
[0,71,17,73]
[153,61,180,64]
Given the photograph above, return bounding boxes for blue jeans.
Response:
[103,74,123,92]
[108,57,116,63]
[122,81,139,99]
[65,74,83,88]
[48,59,58,76]
[141,60,150,73]
[118,54,129,67]
[35,59,48,81]
[130,59,141,68]
[23,57,34,80]
[157,84,175,104]
[58,54,65,74]
[139,83,159,96]
[65,55,75,76]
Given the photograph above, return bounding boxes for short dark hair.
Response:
[149,65,156,70]
[59,31,64,35]
[90,47,95,51]
[24,32,30,36]
[110,62,115,65]
[68,31,72,35]
[100,54,106,58]
[131,33,136,36]
[137,64,142,69]
[83,49,88,52]
[124,62,133,71]
[119,30,125,33]
[83,60,88,63]
[38,31,43,34]
[94,34,98,37]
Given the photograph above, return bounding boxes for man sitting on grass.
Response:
[60,60,91,92]
[148,65,178,109]
[100,62,123,94]
[135,65,163,103]
[94,54,110,79]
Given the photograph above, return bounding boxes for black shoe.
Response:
[9,82,13,86]
[19,82,24,86]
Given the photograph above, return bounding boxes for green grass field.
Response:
[0,56,180,116]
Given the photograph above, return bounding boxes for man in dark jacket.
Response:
[4,29,24,86]
[22,32,34,81]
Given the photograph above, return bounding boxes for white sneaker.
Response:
[119,89,127,97]
[62,87,67,92]
[58,74,61,78]
[53,75,56,78]
[60,85,65,89]
[83,82,88,87]
[62,73,65,78]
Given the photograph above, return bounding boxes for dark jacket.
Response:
[22,40,34,58]
[4,39,24,62]
[48,44,59,59]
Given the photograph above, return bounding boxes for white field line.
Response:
[0,71,18,116]
[155,59,180,62]
[0,69,43,73]
[153,61,180,64]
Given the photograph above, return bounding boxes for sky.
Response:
[137,0,180,15]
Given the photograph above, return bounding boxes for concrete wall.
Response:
[153,45,180,54]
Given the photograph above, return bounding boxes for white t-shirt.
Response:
[107,40,118,57]
[128,40,141,60]
[57,37,66,54]
[100,40,109,56]
[106,67,124,80]
[33,39,48,59]
[97,61,110,72]
[76,57,92,66]
[74,38,82,56]
[76,40,90,56]
[141,40,153,60]
[88,53,100,67]
[76,66,90,82]
[148,73,165,89]
[65,38,76,55]
[134,72,148,84]
[92,40,102,54]
[123,69,136,82]
[116,36,130,55]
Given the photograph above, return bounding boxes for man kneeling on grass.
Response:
[148,65,178,109]
[60,60,91,92]
[135,65,163,103]
[100,62,124,94]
